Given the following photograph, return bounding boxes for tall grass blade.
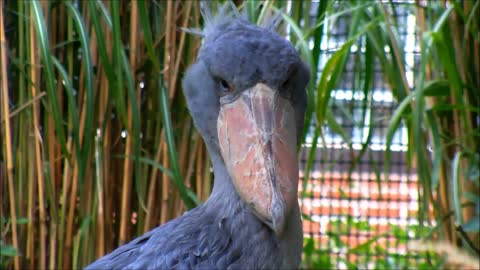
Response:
[31,1,69,159]
[159,79,200,208]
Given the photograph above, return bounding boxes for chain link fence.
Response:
[298,2,435,268]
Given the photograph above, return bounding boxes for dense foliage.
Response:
[1,1,478,269]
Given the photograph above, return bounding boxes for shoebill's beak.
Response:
[218,83,299,237]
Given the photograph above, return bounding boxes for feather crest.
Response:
[181,1,285,39]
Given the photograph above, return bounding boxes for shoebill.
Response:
[86,3,310,269]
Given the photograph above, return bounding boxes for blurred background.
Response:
[1,0,479,269]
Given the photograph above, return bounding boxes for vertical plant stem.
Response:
[202,150,211,201]
[119,0,139,245]
[170,1,193,100]
[24,7,36,256]
[174,121,190,213]
[164,0,172,97]
[379,2,410,96]
[0,4,20,270]
[58,138,73,268]
[415,1,453,242]
[29,6,47,269]
[95,30,111,255]
[145,131,165,232]
[161,138,170,224]
[26,138,36,270]
[64,5,77,266]
[94,129,105,258]
[118,63,134,242]
[184,132,200,193]
[196,143,204,200]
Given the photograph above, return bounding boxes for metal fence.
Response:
[298,2,431,269]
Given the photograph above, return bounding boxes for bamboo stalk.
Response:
[94,37,111,257]
[94,127,105,259]
[118,51,135,243]
[178,123,189,179]
[202,149,212,200]
[119,0,140,245]
[64,127,81,270]
[26,138,36,270]
[160,138,170,224]
[53,6,75,260]
[0,5,20,270]
[64,6,77,267]
[164,0,172,96]
[48,50,60,270]
[415,0,453,244]
[101,7,114,253]
[144,131,165,232]
[451,2,479,250]
[66,11,92,264]
[47,1,57,196]
[57,135,73,268]
[97,80,109,259]
[158,0,175,224]
[23,9,37,259]
[55,3,66,194]
[29,4,48,268]
[48,223,57,269]
[170,1,193,100]
[185,132,200,192]
[14,1,29,266]
[172,121,191,215]
[167,1,178,100]
[196,141,204,200]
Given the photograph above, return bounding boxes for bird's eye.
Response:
[281,78,290,89]
[281,78,292,99]
[219,79,233,94]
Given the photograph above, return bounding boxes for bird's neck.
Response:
[201,144,245,209]
[207,151,236,199]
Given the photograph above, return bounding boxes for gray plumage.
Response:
[86,3,309,270]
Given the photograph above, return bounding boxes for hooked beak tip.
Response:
[271,198,286,237]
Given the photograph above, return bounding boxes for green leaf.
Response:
[325,109,352,145]
[113,154,174,178]
[120,41,145,210]
[31,1,70,160]
[0,245,18,257]
[16,217,28,225]
[422,80,450,96]
[303,237,315,256]
[464,192,479,204]
[110,0,127,124]
[51,57,81,166]
[462,216,480,232]
[314,254,333,269]
[348,232,388,253]
[467,153,480,183]
[159,80,200,208]
[301,213,314,222]
[88,1,114,82]
[426,110,442,190]
[137,0,160,71]
[452,151,467,225]
[65,3,95,180]
[0,217,28,225]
